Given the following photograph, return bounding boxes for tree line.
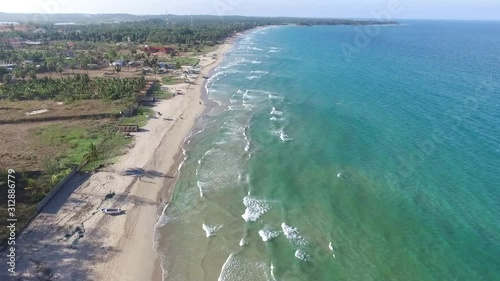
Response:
[0,74,145,102]
[0,17,397,45]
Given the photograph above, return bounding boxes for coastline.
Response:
[151,41,234,281]
[4,41,233,280]
[91,41,234,281]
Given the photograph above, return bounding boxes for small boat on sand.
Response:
[100,208,123,215]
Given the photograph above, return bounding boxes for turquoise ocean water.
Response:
[156,21,500,281]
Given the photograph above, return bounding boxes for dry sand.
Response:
[1,42,232,281]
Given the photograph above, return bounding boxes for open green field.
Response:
[0,119,130,244]
[170,56,200,66]
[119,105,154,127]
[161,75,184,85]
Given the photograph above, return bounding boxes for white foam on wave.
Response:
[229,89,242,103]
[177,148,187,171]
[217,254,272,281]
[250,70,268,75]
[243,103,255,111]
[243,127,250,152]
[241,196,271,222]
[281,222,308,246]
[246,75,260,80]
[258,226,281,242]
[268,50,280,53]
[202,223,222,237]
[329,242,337,258]
[218,254,235,281]
[270,128,293,142]
[242,89,253,100]
[197,181,206,197]
[222,121,246,140]
[228,104,253,111]
[270,107,284,116]
[251,60,262,64]
[239,238,248,247]
[196,149,218,197]
[294,249,310,261]
[270,116,286,122]
[268,94,283,100]
[270,263,276,280]
[153,203,171,229]
[214,139,228,146]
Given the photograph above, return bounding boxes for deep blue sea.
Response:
[157,21,500,281]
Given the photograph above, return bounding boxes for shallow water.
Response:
[157,22,500,281]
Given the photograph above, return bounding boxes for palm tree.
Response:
[57,65,64,77]
[115,65,122,77]
[29,70,37,80]
[153,65,159,81]
[83,142,99,170]
[3,74,12,84]
[25,178,41,196]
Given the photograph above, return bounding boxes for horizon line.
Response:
[0,12,499,22]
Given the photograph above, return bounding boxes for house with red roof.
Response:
[141,46,175,55]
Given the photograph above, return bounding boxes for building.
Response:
[141,46,175,55]
[23,41,46,46]
[86,64,101,70]
[33,28,46,34]
[128,61,141,67]
[0,62,17,71]
[110,60,125,67]
[0,38,22,48]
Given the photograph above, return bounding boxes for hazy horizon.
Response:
[0,0,499,21]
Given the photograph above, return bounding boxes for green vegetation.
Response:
[0,14,398,246]
[190,44,219,55]
[0,122,130,243]
[152,83,174,99]
[170,56,199,66]
[0,168,38,244]
[0,15,397,44]
[0,75,145,103]
[161,75,183,85]
[119,105,153,127]
[32,122,130,171]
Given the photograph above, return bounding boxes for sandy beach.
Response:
[2,42,232,281]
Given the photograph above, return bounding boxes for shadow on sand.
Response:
[40,173,91,214]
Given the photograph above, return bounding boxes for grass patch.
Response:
[161,75,184,85]
[119,105,153,127]
[0,121,131,244]
[169,56,199,66]
[0,179,38,244]
[80,131,131,171]
[152,84,174,99]
[31,122,130,172]
[189,44,219,55]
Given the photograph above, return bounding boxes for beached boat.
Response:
[100,208,123,215]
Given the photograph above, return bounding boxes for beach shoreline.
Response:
[1,41,233,281]
[151,41,234,281]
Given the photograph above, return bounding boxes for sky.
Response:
[1,0,499,20]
